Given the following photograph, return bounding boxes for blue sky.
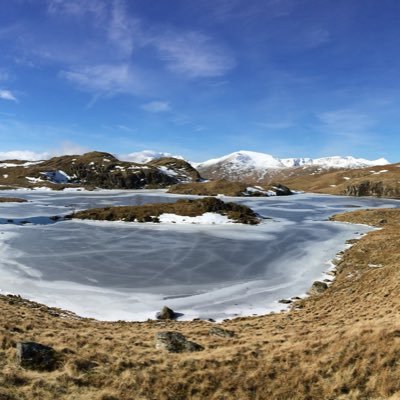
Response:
[0,0,400,162]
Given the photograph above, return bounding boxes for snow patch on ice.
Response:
[158,212,233,224]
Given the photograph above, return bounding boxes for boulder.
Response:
[272,184,293,196]
[278,299,292,304]
[209,327,236,338]
[308,281,328,295]
[16,341,58,370]
[156,306,177,320]
[155,332,204,353]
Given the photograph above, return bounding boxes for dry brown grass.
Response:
[281,163,400,198]
[72,197,260,224]
[1,208,400,399]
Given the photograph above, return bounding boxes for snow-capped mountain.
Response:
[195,150,389,182]
[194,151,285,170]
[281,156,388,169]
[193,151,286,181]
[120,150,183,164]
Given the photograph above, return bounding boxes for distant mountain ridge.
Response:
[194,150,389,182]
[121,150,183,164]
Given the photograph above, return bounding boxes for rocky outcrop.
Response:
[147,157,201,182]
[169,179,293,197]
[0,152,202,190]
[344,181,400,198]
[308,281,328,295]
[155,332,204,353]
[271,184,293,196]
[16,342,58,371]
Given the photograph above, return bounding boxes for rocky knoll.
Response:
[72,197,261,224]
[0,151,201,190]
[0,197,27,203]
[344,180,400,198]
[282,162,400,198]
[168,179,292,197]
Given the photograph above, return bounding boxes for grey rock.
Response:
[278,299,292,304]
[16,342,58,370]
[308,281,328,295]
[209,327,236,338]
[156,306,176,320]
[155,331,204,353]
[273,184,293,196]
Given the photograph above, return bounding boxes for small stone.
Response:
[308,281,328,295]
[278,299,292,304]
[155,332,204,353]
[209,327,236,338]
[16,342,58,371]
[156,306,176,320]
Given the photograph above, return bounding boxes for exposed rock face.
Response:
[156,306,177,320]
[155,332,204,353]
[16,342,58,370]
[344,181,400,198]
[308,281,328,295]
[147,157,201,182]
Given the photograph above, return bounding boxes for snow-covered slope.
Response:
[282,156,389,169]
[195,151,285,170]
[121,150,183,164]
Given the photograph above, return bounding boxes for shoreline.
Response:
[0,206,399,399]
[0,213,373,323]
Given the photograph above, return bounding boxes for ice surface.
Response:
[0,190,399,321]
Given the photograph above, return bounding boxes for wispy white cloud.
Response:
[153,31,235,78]
[141,101,170,113]
[107,0,137,57]
[0,150,49,161]
[117,124,136,132]
[56,141,89,156]
[0,89,18,102]
[47,0,106,21]
[303,28,330,48]
[255,121,294,130]
[0,70,10,81]
[60,63,141,95]
[0,141,89,161]
[318,109,374,139]
[316,108,382,155]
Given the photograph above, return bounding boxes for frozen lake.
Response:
[0,189,398,321]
